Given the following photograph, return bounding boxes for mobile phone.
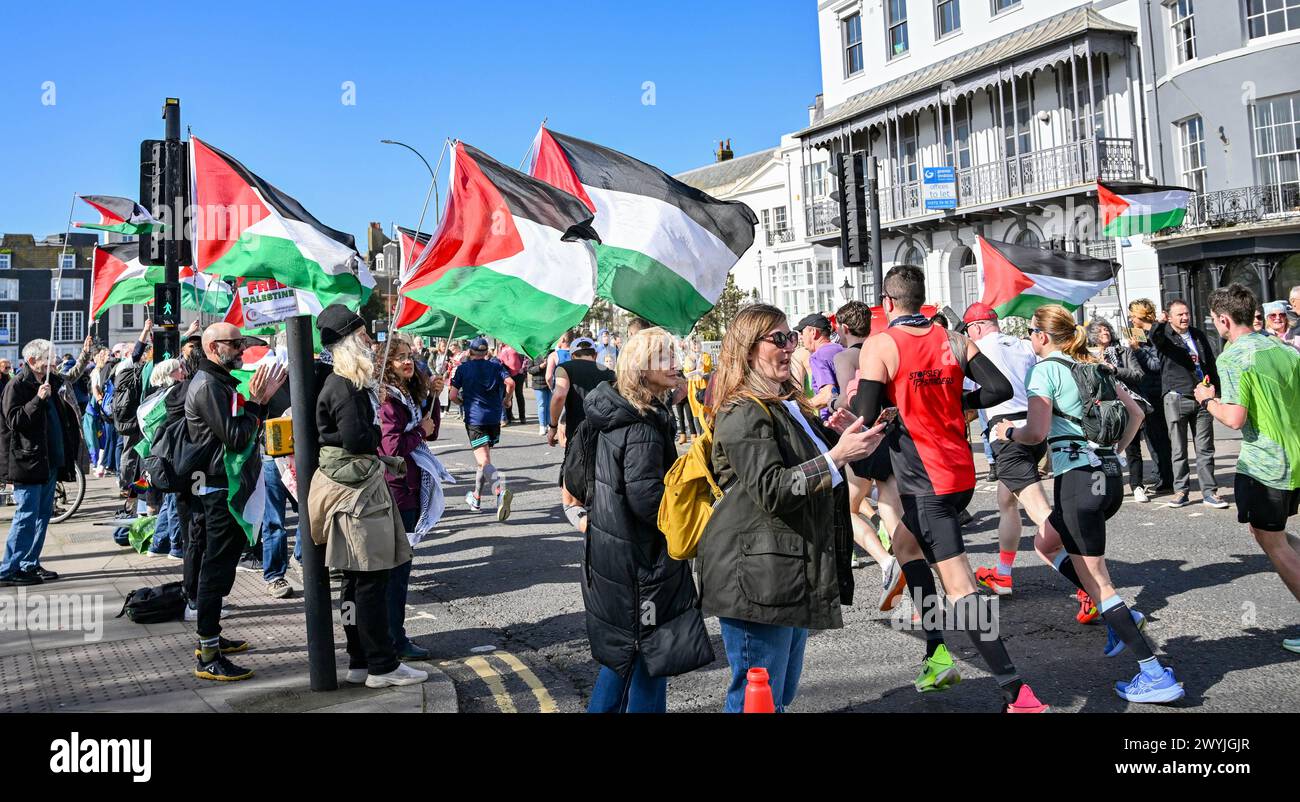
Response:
[874,407,899,426]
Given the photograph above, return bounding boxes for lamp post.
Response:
[839,276,855,302]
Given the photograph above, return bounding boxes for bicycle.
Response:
[51,461,86,524]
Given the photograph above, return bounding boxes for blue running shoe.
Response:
[1114,667,1185,704]
[1103,609,1147,657]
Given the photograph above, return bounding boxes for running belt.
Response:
[885,325,977,496]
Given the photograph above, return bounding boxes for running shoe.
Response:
[194,655,254,682]
[1283,637,1300,654]
[878,557,906,611]
[1075,589,1100,624]
[465,491,482,512]
[1132,486,1150,503]
[986,466,999,484]
[1114,667,1185,704]
[976,566,1013,596]
[1166,492,1191,508]
[877,522,891,553]
[1103,608,1147,657]
[914,644,961,693]
[365,663,429,688]
[345,668,367,684]
[496,487,514,522]
[1202,492,1229,509]
[1004,684,1049,713]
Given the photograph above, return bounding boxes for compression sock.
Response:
[1099,595,1156,663]
[996,550,1016,578]
[1051,551,1087,593]
[901,559,944,657]
[953,592,1022,704]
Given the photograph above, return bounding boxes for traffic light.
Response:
[139,139,191,267]
[831,151,869,267]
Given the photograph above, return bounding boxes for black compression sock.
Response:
[901,560,944,653]
[1100,599,1154,661]
[953,593,1021,702]
[1052,551,1087,592]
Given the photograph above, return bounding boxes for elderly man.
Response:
[0,339,85,586]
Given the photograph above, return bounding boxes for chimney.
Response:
[715,138,734,162]
[367,222,391,259]
[809,93,824,125]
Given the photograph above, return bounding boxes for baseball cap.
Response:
[962,302,998,325]
[468,337,490,352]
[571,337,597,352]
[794,313,831,333]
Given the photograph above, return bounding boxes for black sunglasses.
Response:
[759,331,799,348]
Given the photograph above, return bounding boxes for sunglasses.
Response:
[1028,327,1046,336]
[211,338,249,350]
[759,331,799,348]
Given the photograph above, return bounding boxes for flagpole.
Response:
[47,191,78,383]
[519,117,547,171]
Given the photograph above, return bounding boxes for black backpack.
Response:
[561,418,601,507]
[116,581,187,624]
[112,365,144,434]
[145,415,199,494]
[1046,356,1129,449]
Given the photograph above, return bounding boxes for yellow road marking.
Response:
[464,656,517,713]
[493,651,558,713]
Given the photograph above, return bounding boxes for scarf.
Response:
[386,382,455,546]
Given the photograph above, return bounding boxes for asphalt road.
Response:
[397,403,1298,714]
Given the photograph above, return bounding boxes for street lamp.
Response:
[839,276,854,302]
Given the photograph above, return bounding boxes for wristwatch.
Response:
[1199,397,1213,411]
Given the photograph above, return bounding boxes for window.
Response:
[772,206,788,232]
[1178,116,1208,195]
[122,304,135,329]
[1014,227,1041,247]
[898,240,925,266]
[0,313,17,344]
[945,96,972,169]
[51,277,82,300]
[818,290,835,312]
[59,254,75,271]
[1070,57,1108,138]
[887,0,909,59]
[1252,92,1300,197]
[844,13,864,76]
[804,162,828,198]
[0,253,9,270]
[816,260,833,285]
[1246,0,1300,39]
[898,115,919,183]
[992,0,1021,13]
[52,311,82,342]
[1001,76,1033,155]
[760,208,771,238]
[936,0,960,37]
[0,279,18,300]
[1168,0,1196,65]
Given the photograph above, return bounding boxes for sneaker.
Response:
[878,557,907,611]
[235,557,263,573]
[183,603,230,622]
[1004,684,1050,713]
[194,655,255,682]
[1282,637,1300,654]
[1103,609,1147,657]
[0,570,43,587]
[168,552,184,561]
[496,487,513,523]
[345,668,368,684]
[1075,589,1100,624]
[1166,492,1191,509]
[33,567,59,581]
[193,636,249,658]
[986,466,999,484]
[266,578,293,599]
[1202,492,1229,509]
[398,642,432,661]
[465,491,482,512]
[147,549,169,558]
[538,425,548,437]
[914,644,961,693]
[877,522,891,553]
[976,566,1013,596]
[1114,666,1185,704]
[1132,486,1150,503]
[849,554,863,570]
[365,662,429,688]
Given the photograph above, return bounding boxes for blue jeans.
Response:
[388,508,419,652]
[719,617,809,713]
[587,656,667,713]
[81,411,99,465]
[260,457,289,582]
[149,494,182,555]
[977,408,994,464]
[100,422,119,471]
[1,471,58,577]
[534,388,552,428]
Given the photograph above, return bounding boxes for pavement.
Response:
[2,402,1297,714]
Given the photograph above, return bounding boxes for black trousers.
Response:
[1125,401,1173,490]
[195,491,246,639]
[504,373,528,423]
[342,569,399,675]
[674,400,697,437]
[180,495,206,603]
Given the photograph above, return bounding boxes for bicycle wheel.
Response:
[51,462,86,524]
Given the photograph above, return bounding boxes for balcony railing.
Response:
[765,228,794,246]
[1161,183,1300,233]
[806,137,1140,237]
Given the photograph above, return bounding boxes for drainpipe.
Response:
[1143,0,1166,182]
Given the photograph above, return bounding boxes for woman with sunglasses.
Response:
[698,304,884,712]
[993,304,1184,704]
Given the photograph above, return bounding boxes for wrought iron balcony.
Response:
[765,228,794,246]
[805,198,839,238]
[1162,183,1300,233]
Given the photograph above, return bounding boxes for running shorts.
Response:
[466,423,501,449]
[900,489,975,564]
[1048,459,1123,556]
[992,438,1048,494]
[1234,473,1300,533]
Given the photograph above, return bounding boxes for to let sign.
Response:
[922,166,957,211]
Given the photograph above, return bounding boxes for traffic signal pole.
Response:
[868,155,882,300]
[152,99,182,361]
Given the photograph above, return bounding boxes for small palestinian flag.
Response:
[977,237,1115,319]
[1098,182,1189,236]
[75,195,162,236]
[530,127,757,335]
[181,267,236,315]
[223,390,266,546]
[394,226,459,337]
[401,141,600,357]
[91,242,163,318]
[191,136,373,312]
[133,385,175,459]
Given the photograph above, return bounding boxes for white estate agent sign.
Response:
[922,166,957,211]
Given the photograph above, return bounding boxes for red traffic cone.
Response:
[743,667,775,713]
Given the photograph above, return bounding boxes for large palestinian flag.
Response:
[393,226,459,337]
[529,127,757,335]
[90,242,162,318]
[401,141,599,357]
[1098,182,1190,236]
[75,195,162,236]
[978,237,1115,319]
[223,391,266,547]
[190,136,373,312]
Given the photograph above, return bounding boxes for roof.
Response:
[797,5,1134,141]
[674,147,779,195]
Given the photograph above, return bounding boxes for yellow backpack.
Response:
[658,399,766,561]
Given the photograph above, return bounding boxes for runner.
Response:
[960,303,1055,599]
[1194,284,1300,655]
[449,337,515,521]
[855,265,1049,712]
[993,304,1184,703]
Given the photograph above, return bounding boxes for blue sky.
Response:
[0,0,821,248]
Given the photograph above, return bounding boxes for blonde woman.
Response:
[581,327,713,712]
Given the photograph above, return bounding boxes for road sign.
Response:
[922,166,957,211]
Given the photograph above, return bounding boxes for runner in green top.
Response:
[1195,283,1300,655]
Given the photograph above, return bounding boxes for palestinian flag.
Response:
[222,391,266,546]
[231,342,284,399]
[75,195,162,236]
[180,267,236,315]
[978,237,1115,319]
[401,141,599,357]
[91,242,162,318]
[190,136,374,312]
[133,385,175,459]
[529,127,757,335]
[1099,182,1190,236]
[394,226,459,337]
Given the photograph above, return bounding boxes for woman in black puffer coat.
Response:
[582,327,713,713]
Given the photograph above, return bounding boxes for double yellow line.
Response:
[449,651,558,713]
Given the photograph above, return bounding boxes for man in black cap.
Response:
[186,321,285,681]
[450,336,515,521]
[796,313,841,415]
